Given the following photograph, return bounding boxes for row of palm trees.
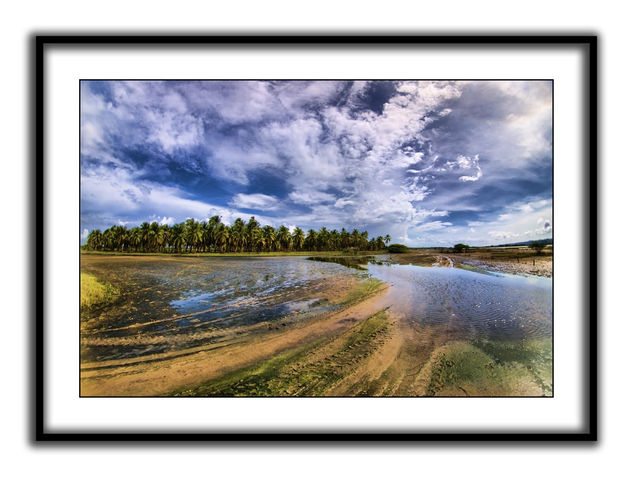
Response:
[82,216,391,254]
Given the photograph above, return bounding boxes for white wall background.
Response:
[0,1,625,474]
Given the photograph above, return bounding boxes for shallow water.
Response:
[367,263,551,342]
[81,257,361,362]
[81,256,551,364]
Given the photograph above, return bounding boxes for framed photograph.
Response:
[36,35,597,441]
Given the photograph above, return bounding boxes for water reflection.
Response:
[81,257,360,362]
[367,263,551,342]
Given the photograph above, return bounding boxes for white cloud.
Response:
[146,215,176,226]
[459,170,482,182]
[81,166,214,222]
[288,190,336,205]
[145,109,204,154]
[229,193,279,211]
[489,231,520,240]
[445,154,483,182]
[81,229,89,239]
[526,218,552,236]
[334,198,354,208]
[413,221,453,232]
[474,198,552,244]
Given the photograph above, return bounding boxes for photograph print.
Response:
[80,80,553,397]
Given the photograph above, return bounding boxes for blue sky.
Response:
[80,80,552,246]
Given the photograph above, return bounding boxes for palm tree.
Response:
[183,218,204,252]
[207,216,221,251]
[199,221,210,252]
[351,229,361,249]
[317,227,329,251]
[157,224,169,252]
[230,218,246,252]
[305,229,317,251]
[340,228,350,249]
[83,219,384,254]
[262,225,276,252]
[277,225,292,251]
[170,223,184,253]
[360,231,369,250]
[216,223,229,252]
[139,222,150,252]
[246,216,260,252]
[292,227,305,251]
[329,229,340,250]
[149,222,159,251]
[85,229,103,250]
[109,225,127,252]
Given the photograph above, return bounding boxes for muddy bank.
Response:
[455,257,552,278]
[80,273,390,396]
[389,247,552,278]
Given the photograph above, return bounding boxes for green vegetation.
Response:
[426,339,552,396]
[80,273,118,311]
[529,241,546,254]
[338,279,385,306]
[83,217,391,254]
[387,243,409,253]
[170,310,391,396]
[306,255,380,269]
[453,243,470,253]
[81,250,378,257]
[475,338,552,395]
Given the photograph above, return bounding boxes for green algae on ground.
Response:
[474,338,552,395]
[337,278,385,306]
[307,255,374,270]
[80,273,119,311]
[170,310,392,396]
[425,339,552,396]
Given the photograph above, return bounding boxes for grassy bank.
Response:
[80,273,119,311]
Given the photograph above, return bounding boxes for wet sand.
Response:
[81,277,391,396]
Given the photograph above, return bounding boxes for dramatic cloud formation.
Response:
[81,80,552,246]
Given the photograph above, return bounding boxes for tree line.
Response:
[82,216,391,254]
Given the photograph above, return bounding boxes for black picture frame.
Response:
[35,34,598,442]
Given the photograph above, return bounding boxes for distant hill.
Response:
[490,238,553,247]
